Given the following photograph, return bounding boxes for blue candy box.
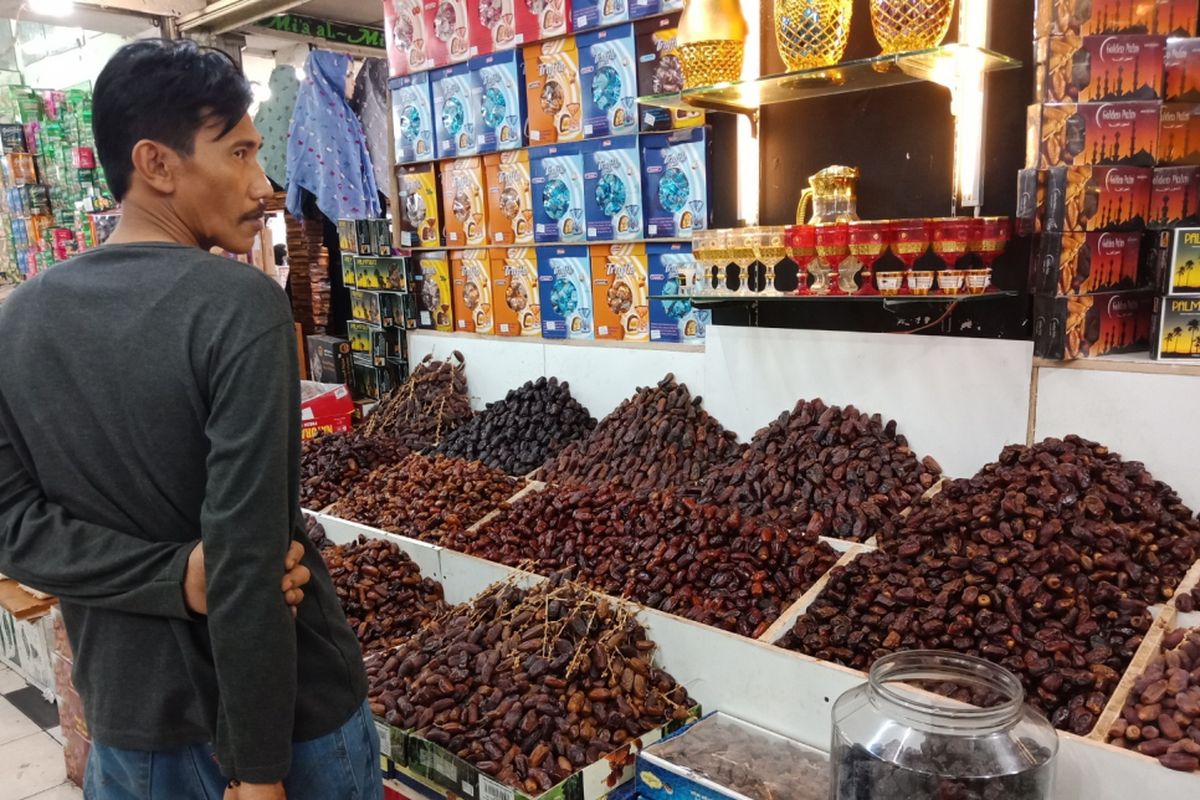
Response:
[390,72,435,164]
[531,142,587,243]
[583,134,643,241]
[432,62,481,159]
[641,126,709,239]
[578,24,638,138]
[573,0,630,31]
[537,245,594,339]
[472,50,526,154]
[648,241,709,343]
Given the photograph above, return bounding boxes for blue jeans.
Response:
[84,701,383,800]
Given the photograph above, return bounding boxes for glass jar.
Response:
[830,651,1059,800]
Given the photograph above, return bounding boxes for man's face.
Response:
[172,113,271,253]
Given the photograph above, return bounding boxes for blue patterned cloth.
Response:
[286,51,380,221]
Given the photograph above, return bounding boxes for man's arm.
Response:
[203,320,299,784]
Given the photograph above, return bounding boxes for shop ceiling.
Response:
[45,0,382,36]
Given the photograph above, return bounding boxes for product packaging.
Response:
[397,163,442,248]
[636,13,702,132]
[1157,227,1200,293]
[490,247,541,336]
[1032,289,1155,359]
[440,156,489,247]
[1154,0,1198,36]
[641,127,710,238]
[1026,101,1161,167]
[391,72,436,163]
[414,251,455,331]
[347,321,373,359]
[451,248,495,333]
[422,0,475,66]
[537,245,594,339]
[647,241,708,343]
[531,142,587,243]
[524,37,584,145]
[1035,34,1165,103]
[354,257,382,290]
[484,149,535,245]
[300,382,355,439]
[467,0,507,55]
[0,123,26,153]
[306,335,353,385]
[432,62,481,159]
[573,0,629,30]
[350,289,384,326]
[372,219,394,257]
[384,0,432,76]
[631,0,669,18]
[1015,165,1153,233]
[473,50,526,153]
[583,134,643,241]
[378,291,413,328]
[351,358,404,400]
[1150,166,1200,228]
[340,254,357,288]
[591,242,649,341]
[1032,231,1145,295]
[1034,0,1157,37]
[1165,38,1200,102]
[1151,294,1200,358]
[337,219,363,256]
[578,24,638,138]
[354,257,409,291]
[1159,102,1200,165]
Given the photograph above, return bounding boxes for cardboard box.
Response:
[391,72,436,164]
[583,134,643,241]
[307,334,353,384]
[378,291,413,329]
[1032,231,1145,295]
[591,242,649,341]
[338,218,363,256]
[1036,34,1165,103]
[531,141,587,243]
[473,50,527,153]
[468,0,514,54]
[1155,0,1198,36]
[1035,0,1158,37]
[1026,101,1161,168]
[578,24,639,138]
[422,0,475,66]
[490,247,541,336]
[440,157,489,247]
[397,163,442,248]
[647,241,708,343]
[414,251,455,330]
[631,0,670,18]
[1161,227,1200,292]
[351,357,402,401]
[347,321,373,359]
[300,381,355,439]
[1016,165,1152,233]
[636,13,703,132]
[1151,293,1200,358]
[341,254,357,288]
[1159,102,1200,164]
[451,248,495,333]
[432,62,481,159]
[356,256,409,291]
[384,0,433,76]
[1033,289,1155,359]
[351,289,384,326]
[641,127,710,238]
[537,244,594,339]
[573,0,628,30]
[1150,166,1200,228]
[524,37,584,145]
[484,149,534,245]
[1165,38,1200,102]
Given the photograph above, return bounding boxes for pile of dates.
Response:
[447,484,838,638]
[301,431,415,509]
[780,436,1200,736]
[328,454,522,544]
[1109,626,1200,772]
[436,377,596,476]
[324,535,446,657]
[304,515,330,549]
[362,353,473,447]
[699,399,940,542]
[366,575,694,794]
[538,374,742,492]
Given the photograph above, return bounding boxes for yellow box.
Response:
[484,150,535,246]
[397,163,442,248]
[590,243,649,342]
[524,37,583,145]
[451,249,494,335]
[440,157,489,248]
[415,251,454,332]
[490,248,541,337]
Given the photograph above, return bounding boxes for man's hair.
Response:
[93,39,252,201]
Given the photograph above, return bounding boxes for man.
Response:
[0,40,377,799]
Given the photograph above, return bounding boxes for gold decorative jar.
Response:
[869,0,954,56]
[677,0,749,88]
[774,0,853,72]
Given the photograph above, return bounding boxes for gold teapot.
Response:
[797,165,861,225]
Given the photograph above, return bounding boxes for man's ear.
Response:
[129,139,179,196]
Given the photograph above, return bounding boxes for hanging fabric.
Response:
[285,50,381,221]
[350,57,392,198]
[254,64,301,188]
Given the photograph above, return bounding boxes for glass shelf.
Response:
[638,44,1021,114]
[651,290,1019,305]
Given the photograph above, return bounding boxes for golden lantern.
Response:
[775,0,853,72]
[870,0,954,55]
[677,0,749,89]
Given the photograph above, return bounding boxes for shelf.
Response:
[1034,353,1200,378]
[638,44,1021,114]
[653,290,1020,306]
[399,238,692,253]
[408,328,705,353]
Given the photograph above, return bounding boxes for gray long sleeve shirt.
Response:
[0,243,367,783]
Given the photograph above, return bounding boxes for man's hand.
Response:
[224,780,286,800]
[185,540,310,616]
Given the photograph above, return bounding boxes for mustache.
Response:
[240,208,266,222]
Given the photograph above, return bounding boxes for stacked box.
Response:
[1032,231,1146,294]
[636,13,703,132]
[537,245,594,339]
[307,335,353,385]
[414,251,455,331]
[384,0,433,76]
[397,163,442,248]
[524,37,583,145]
[391,72,436,164]
[1036,34,1165,103]
[1016,165,1153,233]
[1154,0,1198,36]
[351,289,384,326]
[578,24,638,138]
[422,0,476,66]
[473,49,526,153]
[583,134,643,241]
[531,142,586,243]
[1150,165,1200,228]
[1033,290,1156,358]
[484,149,534,245]
[490,247,541,336]
[1034,0,1158,37]
[1027,101,1161,168]
[1165,38,1200,102]
[451,248,495,334]
[1159,102,1200,165]
[641,127,710,238]
[591,242,649,341]
[433,62,481,159]
[647,241,709,343]
[440,157,489,247]
[573,0,629,30]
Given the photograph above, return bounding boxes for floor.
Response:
[0,666,81,800]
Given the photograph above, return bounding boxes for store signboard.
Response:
[256,14,385,50]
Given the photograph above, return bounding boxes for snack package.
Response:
[591,242,649,341]
[440,156,489,246]
[524,37,583,145]
[474,50,526,153]
[1165,38,1200,102]
[578,23,638,138]
[1036,34,1165,103]
[422,0,475,66]
[391,72,435,163]
[1155,0,1198,36]
[641,127,710,238]
[1026,101,1161,168]
[340,254,357,288]
[384,0,432,76]
[1015,165,1153,233]
[630,0,663,18]
[647,241,708,343]
[573,0,629,31]
[350,289,383,326]
[484,149,535,245]
[451,248,495,333]
[531,141,586,243]
[414,251,455,331]
[397,163,442,248]
[1150,166,1200,229]
[636,13,703,131]
[432,62,481,159]
[1033,289,1154,359]
[1034,0,1157,38]
[490,247,542,336]
[1159,102,1200,165]
[537,245,594,339]
[1152,294,1200,359]
[583,134,643,241]
[1031,231,1145,295]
